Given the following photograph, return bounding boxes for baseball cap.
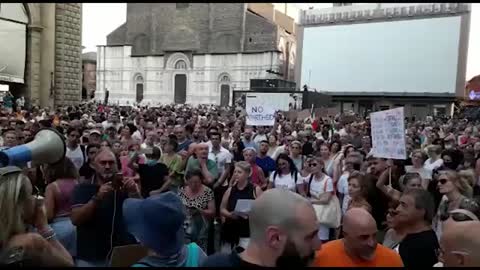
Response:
[123,192,186,256]
[89,129,101,136]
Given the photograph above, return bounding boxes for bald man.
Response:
[185,143,218,185]
[313,208,403,267]
[440,221,480,267]
[71,149,139,267]
[201,189,321,267]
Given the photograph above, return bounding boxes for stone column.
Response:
[25,25,43,107]
[39,3,56,108]
[54,3,82,106]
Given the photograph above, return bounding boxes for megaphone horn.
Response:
[0,128,66,167]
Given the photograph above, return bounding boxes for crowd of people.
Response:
[0,100,480,267]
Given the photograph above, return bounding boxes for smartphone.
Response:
[112,173,124,190]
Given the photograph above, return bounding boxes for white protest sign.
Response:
[246,94,277,126]
[370,107,406,160]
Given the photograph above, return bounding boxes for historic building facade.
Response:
[0,3,82,108]
[96,3,297,106]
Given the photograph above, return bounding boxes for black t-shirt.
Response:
[72,183,137,261]
[399,229,439,268]
[367,175,389,231]
[79,163,96,180]
[200,247,264,267]
[138,163,169,198]
[302,142,314,156]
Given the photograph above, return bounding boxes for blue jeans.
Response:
[50,216,77,257]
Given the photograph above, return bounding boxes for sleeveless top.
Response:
[225,182,256,240]
[53,179,78,218]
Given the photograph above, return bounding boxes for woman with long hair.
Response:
[178,169,215,252]
[0,167,73,266]
[43,158,79,257]
[230,138,245,162]
[304,156,335,242]
[346,171,372,213]
[220,162,263,252]
[79,143,100,183]
[289,141,305,172]
[330,140,343,162]
[434,170,473,239]
[267,134,280,159]
[242,148,266,189]
[160,139,185,192]
[267,154,306,196]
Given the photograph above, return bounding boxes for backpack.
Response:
[131,243,200,267]
[272,171,299,192]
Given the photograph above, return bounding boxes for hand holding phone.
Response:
[112,173,124,190]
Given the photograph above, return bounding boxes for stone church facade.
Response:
[0,3,82,108]
[96,3,297,106]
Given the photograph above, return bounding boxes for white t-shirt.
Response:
[269,171,303,192]
[304,174,334,239]
[303,174,334,198]
[66,145,85,170]
[337,172,350,215]
[208,147,233,176]
[253,134,268,145]
[424,158,443,171]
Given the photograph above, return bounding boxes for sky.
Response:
[82,3,480,80]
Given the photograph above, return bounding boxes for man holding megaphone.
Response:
[70,149,140,267]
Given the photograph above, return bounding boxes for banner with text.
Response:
[246,94,277,126]
[370,107,406,160]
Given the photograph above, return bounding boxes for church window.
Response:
[220,75,230,83]
[175,60,187,70]
[176,3,189,9]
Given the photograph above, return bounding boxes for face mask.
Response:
[445,144,453,150]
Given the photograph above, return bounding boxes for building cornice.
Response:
[300,3,470,26]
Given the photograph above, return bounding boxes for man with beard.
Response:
[201,189,321,267]
[313,208,403,267]
[242,127,257,150]
[255,140,276,178]
[71,150,139,266]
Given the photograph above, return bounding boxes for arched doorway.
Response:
[219,74,231,107]
[174,60,187,104]
[135,74,144,103]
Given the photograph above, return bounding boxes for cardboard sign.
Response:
[370,107,406,160]
[246,95,276,126]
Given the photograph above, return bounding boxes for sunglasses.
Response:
[440,209,479,222]
[309,163,318,167]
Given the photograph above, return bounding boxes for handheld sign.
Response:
[370,107,406,160]
[246,95,276,126]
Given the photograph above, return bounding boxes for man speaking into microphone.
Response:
[71,149,139,267]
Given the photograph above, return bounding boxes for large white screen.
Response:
[301,16,462,94]
[0,20,26,84]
